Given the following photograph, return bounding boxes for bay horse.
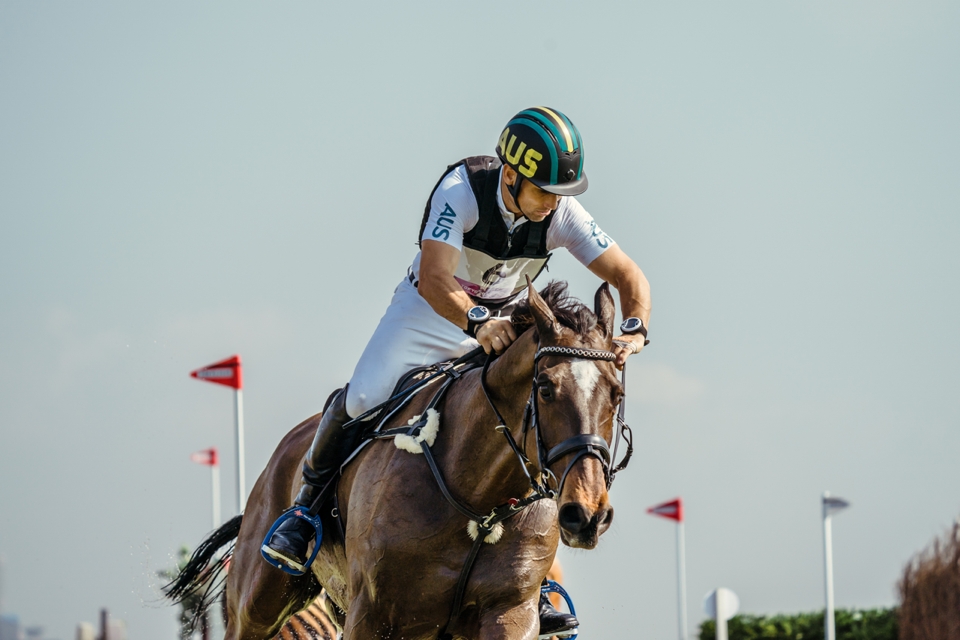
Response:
[269,559,570,640]
[168,280,631,640]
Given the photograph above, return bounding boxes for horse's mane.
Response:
[510,280,597,336]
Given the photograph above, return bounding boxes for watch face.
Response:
[621,317,643,334]
[468,306,491,323]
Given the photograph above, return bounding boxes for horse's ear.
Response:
[527,276,559,341]
[594,282,616,337]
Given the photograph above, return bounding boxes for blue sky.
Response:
[1,2,958,639]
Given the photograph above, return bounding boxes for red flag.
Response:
[190,447,219,467]
[190,355,242,390]
[647,497,683,522]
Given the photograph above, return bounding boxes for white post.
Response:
[211,461,221,529]
[823,491,836,640]
[234,388,246,513]
[677,522,688,640]
[210,455,223,640]
[715,589,728,640]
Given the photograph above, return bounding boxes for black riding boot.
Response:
[538,589,579,639]
[261,386,358,573]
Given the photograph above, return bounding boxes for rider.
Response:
[263,106,652,636]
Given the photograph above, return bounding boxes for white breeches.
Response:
[344,276,479,418]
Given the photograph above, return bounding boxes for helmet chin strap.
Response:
[508,173,558,219]
[508,173,527,217]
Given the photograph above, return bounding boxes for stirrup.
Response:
[259,507,324,576]
[540,580,579,640]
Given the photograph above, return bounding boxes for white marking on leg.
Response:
[569,360,600,398]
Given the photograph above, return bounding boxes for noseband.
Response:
[481,343,634,501]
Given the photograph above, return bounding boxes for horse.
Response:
[167,279,631,640]
[270,558,570,640]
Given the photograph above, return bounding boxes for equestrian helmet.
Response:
[496,107,588,196]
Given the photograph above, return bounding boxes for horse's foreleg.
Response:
[222,564,319,640]
[477,603,540,640]
[223,501,321,639]
[340,592,390,640]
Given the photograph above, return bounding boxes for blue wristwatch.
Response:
[620,317,647,338]
[465,306,491,338]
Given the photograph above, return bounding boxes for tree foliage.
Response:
[898,520,960,640]
[158,545,211,640]
[698,608,897,640]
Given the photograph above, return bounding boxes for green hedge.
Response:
[698,608,898,640]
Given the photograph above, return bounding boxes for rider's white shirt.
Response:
[345,165,617,418]
[410,164,615,280]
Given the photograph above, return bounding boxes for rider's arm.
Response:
[418,240,516,353]
[418,240,473,329]
[587,245,651,366]
[548,199,651,366]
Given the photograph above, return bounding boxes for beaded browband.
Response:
[534,346,617,363]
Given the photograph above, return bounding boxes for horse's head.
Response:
[521,280,624,549]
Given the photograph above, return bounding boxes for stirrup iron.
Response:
[540,580,579,640]
[259,507,324,576]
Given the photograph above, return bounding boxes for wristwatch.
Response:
[464,305,491,338]
[620,317,648,339]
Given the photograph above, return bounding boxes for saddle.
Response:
[358,350,487,438]
[391,351,487,402]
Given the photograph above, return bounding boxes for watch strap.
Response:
[621,317,648,339]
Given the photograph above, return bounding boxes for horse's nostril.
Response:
[558,503,589,534]
[598,505,614,527]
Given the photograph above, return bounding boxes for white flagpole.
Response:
[677,522,688,640]
[210,453,224,640]
[234,388,246,513]
[211,457,221,529]
[823,491,836,640]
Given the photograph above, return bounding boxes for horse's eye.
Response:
[539,384,553,400]
[611,385,624,404]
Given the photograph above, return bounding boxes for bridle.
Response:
[480,342,634,502]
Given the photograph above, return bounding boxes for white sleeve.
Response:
[419,164,480,251]
[545,197,616,267]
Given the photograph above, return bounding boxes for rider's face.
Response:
[503,166,562,222]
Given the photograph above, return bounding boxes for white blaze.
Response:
[569,360,601,397]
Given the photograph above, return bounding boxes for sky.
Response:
[1,2,959,639]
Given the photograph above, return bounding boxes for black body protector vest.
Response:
[418,156,553,308]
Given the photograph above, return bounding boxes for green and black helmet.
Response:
[496,106,588,198]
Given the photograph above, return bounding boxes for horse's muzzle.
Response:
[557,501,614,549]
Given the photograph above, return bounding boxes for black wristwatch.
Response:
[620,317,647,339]
[464,305,491,338]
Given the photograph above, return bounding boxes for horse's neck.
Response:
[439,330,539,505]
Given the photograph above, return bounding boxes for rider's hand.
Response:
[612,335,645,368]
[476,318,518,355]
